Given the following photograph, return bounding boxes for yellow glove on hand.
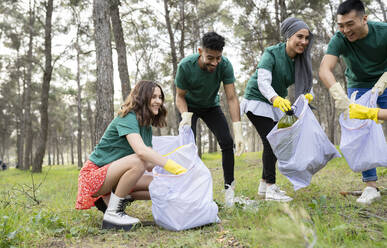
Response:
[349,103,380,123]
[329,82,351,113]
[273,96,291,112]
[305,93,313,103]
[179,112,193,129]
[371,72,387,95]
[163,159,187,175]
[232,122,245,156]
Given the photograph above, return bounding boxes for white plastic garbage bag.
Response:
[149,126,220,231]
[267,95,341,190]
[339,90,387,172]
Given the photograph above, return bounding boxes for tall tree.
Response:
[32,0,53,172]
[75,24,83,168]
[23,0,36,170]
[110,0,131,100]
[163,0,180,129]
[93,0,114,141]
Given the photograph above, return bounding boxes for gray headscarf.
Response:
[280,17,314,98]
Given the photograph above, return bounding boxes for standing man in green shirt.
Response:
[319,0,387,204]
[175,32,245,207]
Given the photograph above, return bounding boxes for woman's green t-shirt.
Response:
[89,112,152,167]
[244,43,295,104]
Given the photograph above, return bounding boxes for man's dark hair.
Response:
[337,0,365,16]
[201,32,225,51]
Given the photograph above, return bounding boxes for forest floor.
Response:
[0,152,386,247]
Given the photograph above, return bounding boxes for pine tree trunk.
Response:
[56,134,60,165]
[110,0,131,100]
[23,1,35,171]
[163,0,180,131]
[70,129,74,165]
[93,0,115,142]
[86,100,96,149]
[75,26,83,169]
[16,48,24,169]
[33,0,53,173]
[52,136,56,165]
[213,135,218,152]
[208,128,213,153]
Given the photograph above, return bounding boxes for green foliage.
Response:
[0,215,21,248]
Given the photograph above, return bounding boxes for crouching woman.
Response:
[76,80,186,230]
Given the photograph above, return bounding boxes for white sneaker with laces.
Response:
[102,192,140,230]
[265,184,292,202]
[224,181,235,207]
[258,181,285,196]
[356,186,381,204]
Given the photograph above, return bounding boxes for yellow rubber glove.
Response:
[328,82,351,113]
[372,72,387,95]
[163,159,187,175]
[349,103,380,123]
[232,122,245,156]
[305,93,313,103]
[179,112,193,129]
[273,96,291,112]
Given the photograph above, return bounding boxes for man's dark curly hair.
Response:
[201,32,225,51]
[337,0,365,16]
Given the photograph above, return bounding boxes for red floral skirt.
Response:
[75,160,111,210]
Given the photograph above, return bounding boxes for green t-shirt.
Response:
[89,112,152,167]
[174,53,236,108]
[244,43,295,104]
[326,21,387,88]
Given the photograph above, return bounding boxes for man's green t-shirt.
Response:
[89,112,152,167]
[174,53,236,108]
[326,21,387,88]
[244,43,295,104]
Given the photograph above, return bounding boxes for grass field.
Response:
[0,152,386,247]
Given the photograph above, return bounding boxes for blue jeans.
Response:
[347,88,387,182]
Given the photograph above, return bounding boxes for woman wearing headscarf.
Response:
[240,17,314,202]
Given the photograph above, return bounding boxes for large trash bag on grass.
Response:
[149,126,220,231]
[339,90,387,172]
[267,95,341,190]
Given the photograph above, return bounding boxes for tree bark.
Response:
[179,0,185,61]
[56,132,60,165]
[110,0,131,100]
[33,0,53,173]
[87,100,96,148]
[163,0,180,131]
[23,1,35,171]
[15,48,24,169]
[48,137,51,166]
[75,25,83,169]
[208,128,213,153]
[70,124,74,165]
[93,0,115,142]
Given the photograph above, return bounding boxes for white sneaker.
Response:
[265,184,292,202]
[224,181,235,207]
[102,192,140,230]
[258,181,285,196]
[356,187,381,204]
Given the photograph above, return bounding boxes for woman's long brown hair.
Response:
[118,80,167,128]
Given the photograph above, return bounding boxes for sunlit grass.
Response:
[0,154,386,247]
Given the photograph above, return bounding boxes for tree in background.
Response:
[93,0,114,141]
[33,0,54,173]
